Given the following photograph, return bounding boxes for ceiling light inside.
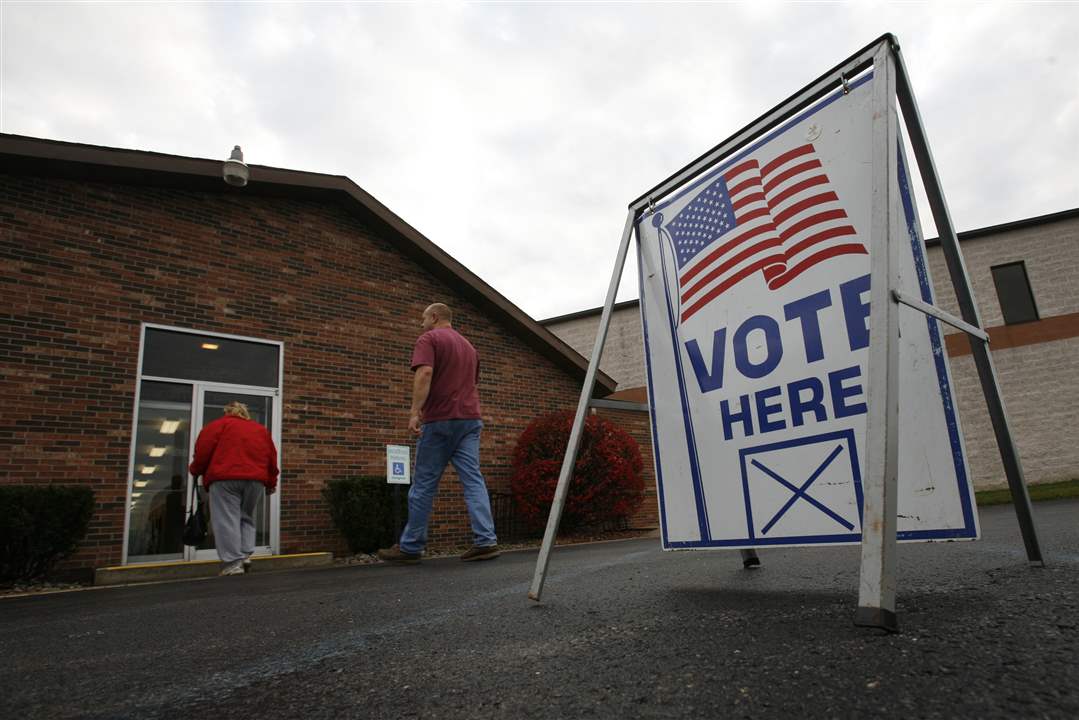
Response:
[140,465,157,475]
[159,420,180,434]
[201,343,219,350]
[148,446,167,457]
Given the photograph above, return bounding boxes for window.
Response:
[991,262,1039,325]
[142,328,280,387]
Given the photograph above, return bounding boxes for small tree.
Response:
[511,410,644,532]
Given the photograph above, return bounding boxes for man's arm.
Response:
[409,365,433,434]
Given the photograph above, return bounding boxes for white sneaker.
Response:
[219,561,245,576]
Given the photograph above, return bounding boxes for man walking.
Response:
[378,303,500,564]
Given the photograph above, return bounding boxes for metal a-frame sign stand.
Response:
[528,34,1044,631]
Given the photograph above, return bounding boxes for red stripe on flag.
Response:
[762,159,822,195]
[772,192,839,226]
[680,236,784,301]
[731,205,770,226]
[681,254,786,323]
[768,174,828,207]
[731,191,767,213]
[766,243,869,290]
[727,175,763,197]
[679,219,776,287]
[777,208,849,241]
[783,225,858,258]
[760,144,815,177]
[725,159,759,182]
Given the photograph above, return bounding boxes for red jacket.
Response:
[189,415,279,491]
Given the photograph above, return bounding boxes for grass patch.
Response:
[975,478,1079,506]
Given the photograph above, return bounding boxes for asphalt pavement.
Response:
[2,499,1077,719]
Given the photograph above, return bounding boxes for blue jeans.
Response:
[399,419,498,554]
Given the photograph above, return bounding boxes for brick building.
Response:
[0,134,620,575]
[542,208,1079,491]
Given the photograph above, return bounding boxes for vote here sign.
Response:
[636,73,979,549]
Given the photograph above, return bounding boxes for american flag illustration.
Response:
[663,143,865,323]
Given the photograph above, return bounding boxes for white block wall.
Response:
[925,214,1079,489]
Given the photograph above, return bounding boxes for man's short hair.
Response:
[426,303,452,322]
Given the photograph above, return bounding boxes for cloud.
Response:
[2,1,1076,319]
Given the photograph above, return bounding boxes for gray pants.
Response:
[209,480,263,564]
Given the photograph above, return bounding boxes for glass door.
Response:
[126,381,194,563]
[188,386,279,560]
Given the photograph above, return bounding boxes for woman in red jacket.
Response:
[189,401,279,575]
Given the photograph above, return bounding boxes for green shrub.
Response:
[0,485,95,585]
[322,477,401,554]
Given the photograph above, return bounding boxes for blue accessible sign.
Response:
[386,445,411,485]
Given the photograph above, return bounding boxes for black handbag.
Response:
[183,481,208,546]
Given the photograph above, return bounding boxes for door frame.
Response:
[122,323,284,565]
[188,382,281,561]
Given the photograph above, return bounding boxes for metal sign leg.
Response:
[855,40,900,632]
[892,42,1044,566]
[528,209,637,602]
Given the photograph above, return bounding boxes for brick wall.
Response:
[0,174,585,570]
[592,406,659,529]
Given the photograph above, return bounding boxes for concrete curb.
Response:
[93,552,333,586]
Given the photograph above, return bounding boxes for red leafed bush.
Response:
[511,410,644,532]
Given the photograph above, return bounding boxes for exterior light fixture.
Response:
[201,343,219,350]
[223,145,249,187]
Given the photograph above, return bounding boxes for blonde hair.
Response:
[223,401,251,420]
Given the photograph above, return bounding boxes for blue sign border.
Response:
[638,73,978,548]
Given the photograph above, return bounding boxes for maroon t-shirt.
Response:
[410,327,482,422]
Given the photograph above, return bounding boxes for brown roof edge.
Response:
[924,207,1079,245]
[540,298,642,326]
[0,133,616,396]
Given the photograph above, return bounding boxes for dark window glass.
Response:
[142,329,280,387]
[127,380,192,560]
[991,262,1039,325]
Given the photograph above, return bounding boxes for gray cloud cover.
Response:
[3,1,1076,319]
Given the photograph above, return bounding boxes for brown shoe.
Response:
[377,545,421,565]
[460,545,501,562]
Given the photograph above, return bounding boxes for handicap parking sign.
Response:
[386,445,410,485]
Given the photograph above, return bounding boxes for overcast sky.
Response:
[2,1,1076,320]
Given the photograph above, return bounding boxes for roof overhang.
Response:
[0,133,617,396]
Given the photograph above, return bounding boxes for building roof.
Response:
[0,133,616,395]
[540,300,643,326]
[922,206,1079,245]
[540,206,1079,324]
